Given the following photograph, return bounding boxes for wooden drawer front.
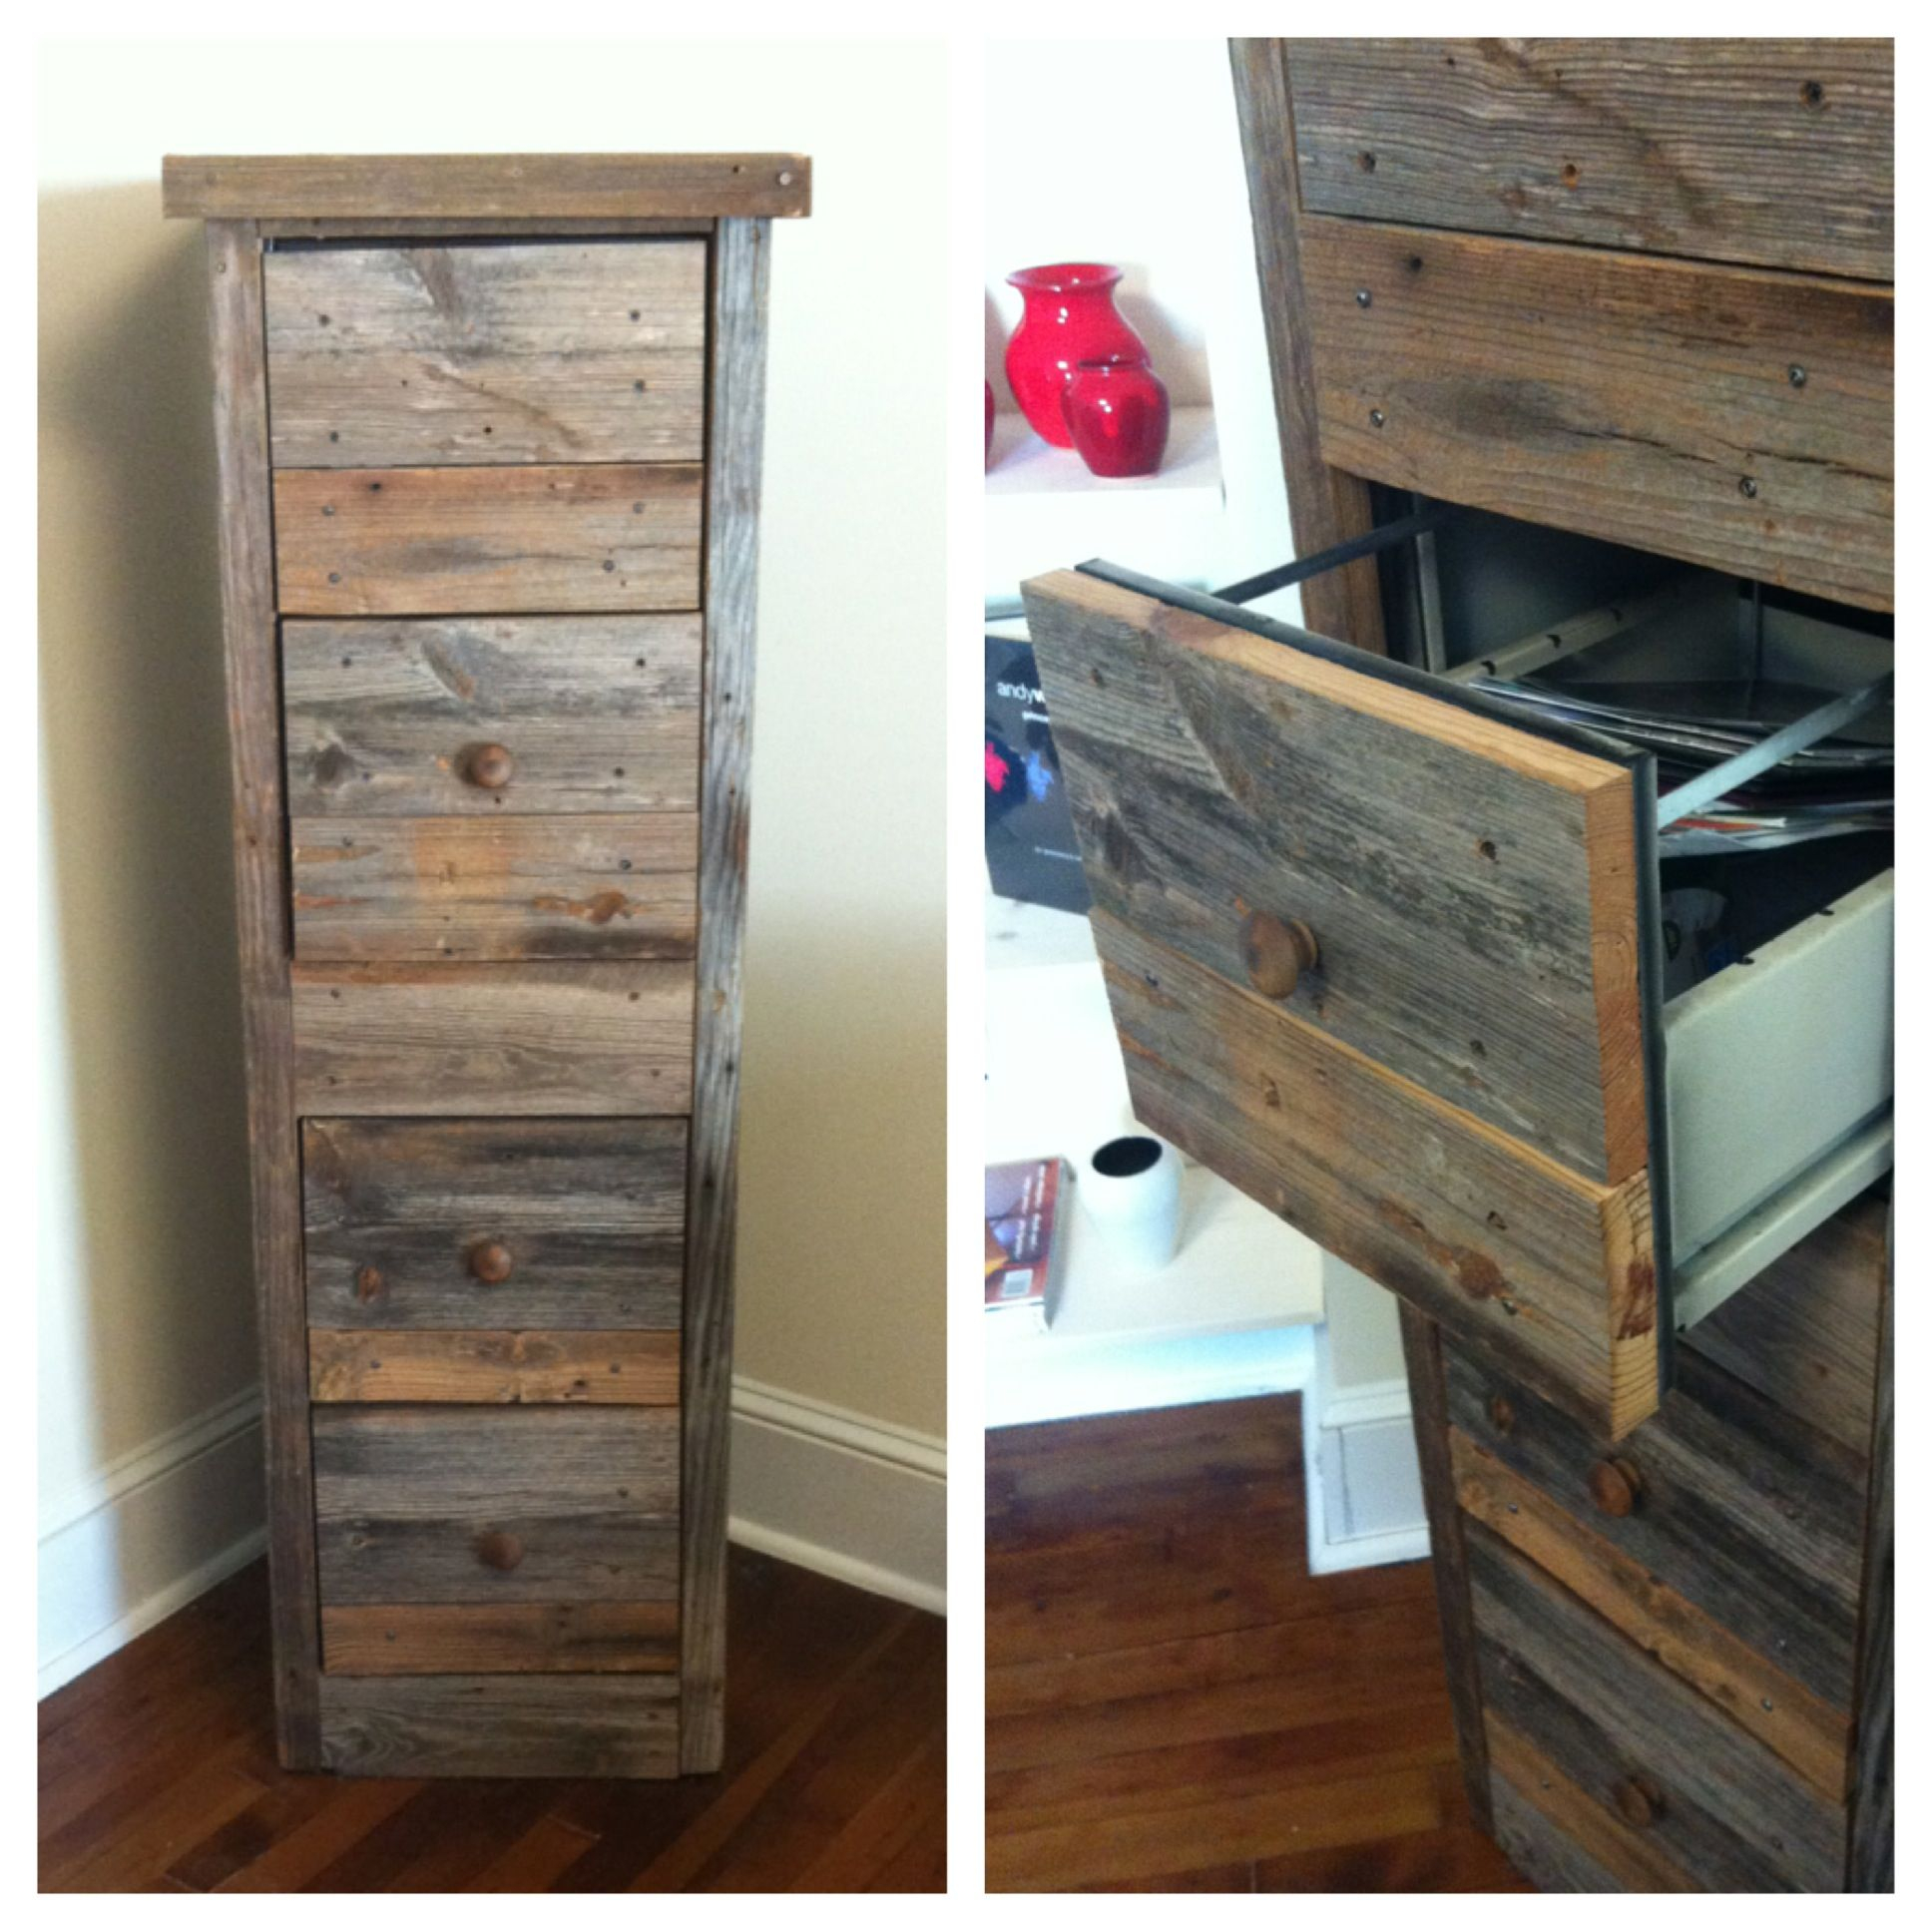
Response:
[318,1674,678,1777]
[1025,567,1659,1439]
[283,617,701,817]
[1444,1335,1865,1732]
[291,814,698,962]
[1470,1523,1844,1891]
[273,462,703,615]
[304,1117,687,1330]
[1299,218,1893,612]
[263,240,706,467]
[309,1329,680,1404]
[291,961,694,1115]
[1285,40,1893,282]
[321,1601,678,1676]
[313,1406,678,1605]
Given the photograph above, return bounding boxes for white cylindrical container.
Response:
[1082,1132,1183,1272]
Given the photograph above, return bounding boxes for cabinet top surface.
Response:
[162,152,811,221]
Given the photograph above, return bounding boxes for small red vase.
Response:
[1062,356,1171,478]
[1004,263,1149,448]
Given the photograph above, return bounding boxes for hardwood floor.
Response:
[40,1549,944,1893]
[985,1394,1530,1892]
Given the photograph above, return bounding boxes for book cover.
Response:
[985,635,1092,915]
[984,1156,1072,1332]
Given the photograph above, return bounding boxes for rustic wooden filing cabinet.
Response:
[165,153,810,1777]
[1026,40,1891,1890]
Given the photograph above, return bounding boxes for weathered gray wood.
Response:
[261,217,717,241]
[317,1674,680,1778]
[1469,1521,1845,1892]
[1444,1332,1866,1715]
[204,220,320,1769]
[290,960,694,1115]
[320,1601,680,1676]
[307,1328,681,1404]
[313,1407,679,1604]
[1227,38,1387,650]
[1846,1200,1893,1890]
[1299,217,1894,612]
[1096,912,1657,1439]
[1286,39,1894,282]
[1488,1771,1631,1893]
[1023,568,1648,1189]
[264,241,706,467]
[303,1117,687,1331]
[681,216,769,1773]
[1398,1304,1492,1830]
[164,152,811,222]
[289,813,698,961]
[273,463,704,616]
[282,614,701,817]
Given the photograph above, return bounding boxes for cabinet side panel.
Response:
[205,219,319,1765]
[681,215,770,1772]
[1847,1203,1893,1890]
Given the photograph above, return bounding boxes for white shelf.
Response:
[985,404,1222,502]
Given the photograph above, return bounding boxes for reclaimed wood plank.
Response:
[273,463,704,615]
[1487,1729,1686,1893]
[302,1117,686,1330]
[290,813,698,961]
[1022,568,1647,1188]
[1445,1331,1867,1718]
[264,241,706,467]
[1286,39,1893,282]
[1300,217,1893,610]
[289,960,695,1115]
[1469,1520,1845,1892]
[261,216,716,241]
[681,215,769,1773]
[1453,1430,1850,1797]
[1088,910,1656,1438]
[282,614,701,817]
[1228,38,1386,650]
[308,1328,681,1404]
[165,152,811,221]
[317,1675,679,1778]
[1847,1200,1893,1890]
[320,1602,679,1676]
[202,219,320,1769]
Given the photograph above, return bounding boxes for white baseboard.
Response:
[727,1377,945,1615]
[1301,1376,1431,1577]
[38,1388,266,1696]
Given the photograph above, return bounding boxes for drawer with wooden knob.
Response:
[1024,561,1892,1439]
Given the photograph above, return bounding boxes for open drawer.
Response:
[1022,551,1891,1439]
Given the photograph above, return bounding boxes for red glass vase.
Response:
[1004,263,1148,448]
[1062,356,1171,478]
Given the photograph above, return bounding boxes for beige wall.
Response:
[38,33,946,1596]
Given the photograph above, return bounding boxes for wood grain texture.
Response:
[681,215,768,1774]
[1488,1774,1626,1892]
[318,1676,679,1778]
[273,463,704,616]
[1022,568,1646,1187]
[1686,1189,1885,1460]
[1847,1201,1893,1891]
[1444,1331,1866,1716]
[1469,1521,1844,1892]
[282,615,702,817]
[260,216,716,240]
[320,1602,679,1676]
[312,1406,679,1605]
[203,220,320,1769]
[1095,911,1656,1438]
[1227,37,1386,651]
[1398,1306,1491,1831]
[303,1117,687,1330]
[290,960,694,1115]
[1300,217,1894,611]
[1286,39,1893,282]
[1452,1430,1850,1797]
[264,240,706,467]
[308,1329,681,1404]
[290,813,697,961]
[165,153,812,222]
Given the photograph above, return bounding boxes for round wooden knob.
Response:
[467,742,515,789]
[476,1531,524,1572]
[1240,911,1319,999]
[354,1264,385,1303]
[1613,1774,1664,1829]
[1487,1394,1516,1437]
[1587,1456,1645,1518]
[468,1238,514,1285]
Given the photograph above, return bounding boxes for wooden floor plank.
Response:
[987,1394,1522,1893]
